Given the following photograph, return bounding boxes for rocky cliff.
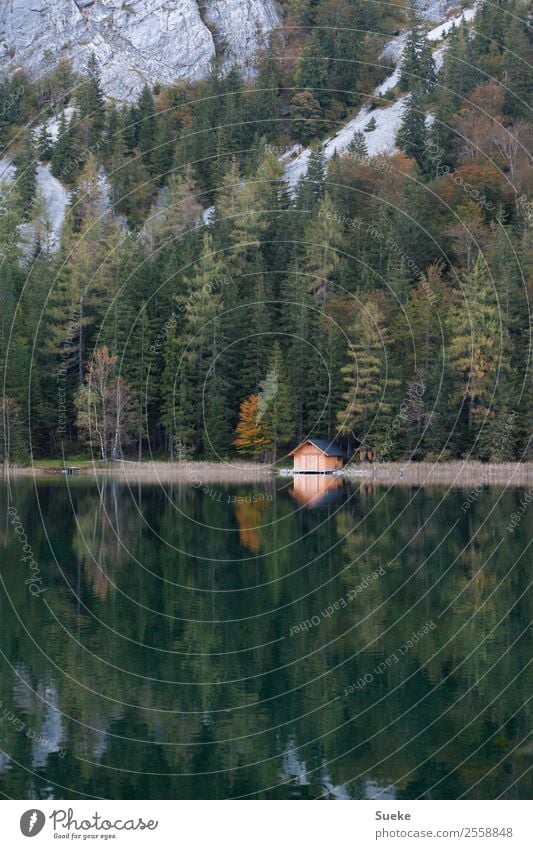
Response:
[0,0,280,100]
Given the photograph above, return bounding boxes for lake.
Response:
[0,476,531,799]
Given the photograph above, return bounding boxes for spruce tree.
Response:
[399,1,436,95]
[14,130,37,219]
[260,342,294,461]
[291,90,327,143]
[204,372,233,458]
[502,13,533,120]
[449,255,509,454]
[338,298,399,455]
[137,85,157,167]
[37,122,53,162]
[347,130,368,160]
[397,90,428,171]
[295,31,330,108]
[295,145,326,212]
[77,52,105,147]
[252,40,279,138]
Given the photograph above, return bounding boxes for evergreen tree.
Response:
[252,40,279,138]
[295,31,330,108]
[50,111,81,182]
[77,52,105,147]
[399,1,436,95]
[295,145,326,211]
[204,372,233,458]
[14,130,37,219]
[159,314,196,457]
[137,85,157,167]
[260,342,294,461]
[151,111,174,181]
[397,90,428,171]
[37,122,53,162]
[502,12,533,120]
[291,90,327,143]
[347,130,368,160]
[177,232,231,451]
[338,298,399,455]
[0,76,23,145]
[0,396,24,465]
[449,254,511,456]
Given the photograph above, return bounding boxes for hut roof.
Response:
[289,438,345,458]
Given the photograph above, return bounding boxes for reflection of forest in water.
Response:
[0,479,531,799]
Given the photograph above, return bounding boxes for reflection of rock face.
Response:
[0,0,280,101]
[290,475,343,508]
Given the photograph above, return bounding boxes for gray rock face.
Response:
[0,0,280,101]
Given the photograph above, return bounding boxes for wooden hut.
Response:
[289,438,345,474]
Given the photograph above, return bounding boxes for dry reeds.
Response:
[343,461,533,488]
[91,460,274,484]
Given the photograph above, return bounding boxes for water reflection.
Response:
[290,474,344,508]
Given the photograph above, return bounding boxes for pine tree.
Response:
[45,160,123,389]
[0,77,23,145]
[317,0,361,106]
[0,396,24,465]
[399,1,436,95]
[109,131,151,226]
[399,1,422,91]
[159,314,196,457]
[204,372,233,458]
[77,52,105,147]
[37,122,53,162]
[14,130,37,219]
[300,192,341,308]
[347,130,368,160]
[151,110,174,181]
[104,103,120,157]
[443,21,479,104]
[449,254,510,455]
[502,13,533,120]
[177,232,231,451]
[280,261,322,440]
[295,31,330,107]
[137,85,157,167]
[252,40,279,138]
[260,342,294,461]
[338,298,399,455]
[50,110,81,182]
[291,90,327,143]
[295,145,326,212]
[397,90,428,171]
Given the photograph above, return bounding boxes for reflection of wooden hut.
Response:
[289,438,345,474]
[290,474,343,508]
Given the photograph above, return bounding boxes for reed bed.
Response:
[343,461,533,488]
[91,460,274,484]
[4,460,533,488]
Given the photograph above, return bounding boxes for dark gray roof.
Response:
[291,438,345,457]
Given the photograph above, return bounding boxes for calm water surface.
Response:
[0,476,530,799]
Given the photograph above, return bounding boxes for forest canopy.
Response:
[0,0,531,465]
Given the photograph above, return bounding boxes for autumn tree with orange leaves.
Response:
[233,394,271,458]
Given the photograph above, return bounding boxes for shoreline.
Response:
[3,460,533,487]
